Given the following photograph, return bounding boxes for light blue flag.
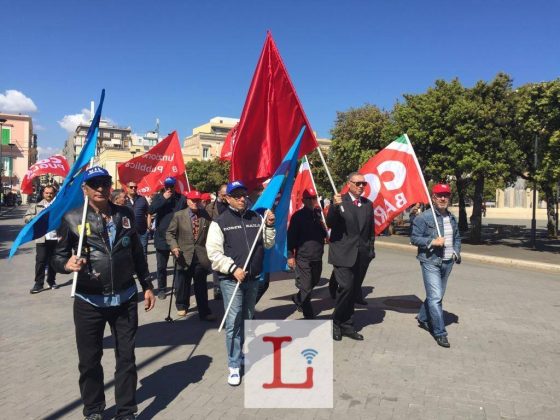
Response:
[252,126,306,273]
[9,90,106,258]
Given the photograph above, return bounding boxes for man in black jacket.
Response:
[148,177,186,299]
[52,166,155,420]
[327,172,375,341]
[287,187,327,319]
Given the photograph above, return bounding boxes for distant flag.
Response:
[289,157,315,223]
[219,123,238,161]
[20,154,70,194]
[10,90,106,258]
[252,126,306,273]
[341,134,431,236]
[230,31,318,190]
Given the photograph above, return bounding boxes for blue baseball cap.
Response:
[164,177,176,186]
[226,180,247,195]
[83,166,111,182]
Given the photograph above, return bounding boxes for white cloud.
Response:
[34,123,46,131]
[57,108,92,133]
[0,90,38,113]
[37,146,62,160]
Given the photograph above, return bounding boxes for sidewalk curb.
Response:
[376,240,560,274]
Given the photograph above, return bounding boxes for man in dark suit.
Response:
[327,172,375,341]
[166,190,216,321]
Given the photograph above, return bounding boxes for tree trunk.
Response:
[544,184,558,238]
[469,175,484,243]
[455,176,469,232]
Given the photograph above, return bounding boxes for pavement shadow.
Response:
[135,354,211,419]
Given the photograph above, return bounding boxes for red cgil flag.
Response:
[21,154,70,194]
[219,122,238,161]
[341,135,431,236]
[229,31,318,190]
[117,131,189,196]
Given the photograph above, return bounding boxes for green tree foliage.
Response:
[513,80,560,237]
[327,104,391,188]
[186,158,230,193]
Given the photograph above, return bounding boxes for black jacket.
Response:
[52,203,152,295]
[327,193,375,267]
[287,206,327,261]
[148,191,186,250]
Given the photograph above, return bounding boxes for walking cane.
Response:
[165,259,178,322]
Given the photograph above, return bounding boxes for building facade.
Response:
[0,113,38,202]
[182,116,331,162]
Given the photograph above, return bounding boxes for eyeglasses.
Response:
[127,185,138,189]
[434,194,450,200]
[350,181,367,187]
[229,194,247,200]
[86,179,112,189]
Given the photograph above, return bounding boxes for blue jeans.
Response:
[137,231,149,262]
[417,260,454,337]
[219,277,259,369]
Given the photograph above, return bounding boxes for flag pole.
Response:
[70,157,95,297]
[304,155,328,230]
[185,171,191,192]
[218,210,269,332]
[316,145,344,212]
[404,134,441,237]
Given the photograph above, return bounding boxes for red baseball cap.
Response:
[185,190,202,200]
[201,193,212,201]
[302,188,317,199]
[432,183,451,195]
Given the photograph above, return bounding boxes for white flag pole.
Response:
[218,210,269,332]
[70,157,95,297]
[304,155,328,231]
[316,146,344,212]
[404,134,441,237]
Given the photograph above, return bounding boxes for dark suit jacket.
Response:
[165,207,212,271]
[327,193,375,267]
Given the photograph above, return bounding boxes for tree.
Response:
[327,104,391,188]
[513,80,560,238]
[186,158,230,193]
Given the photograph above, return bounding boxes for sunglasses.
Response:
[86,179,112,189]
[229,194,247,200]
[350,181,367,187]
[127,185,138,189]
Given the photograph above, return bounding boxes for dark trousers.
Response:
[212,271,222,298]
[329,259,368,301]
[255,272,270,304]
[34,241,57,287]
[175,260,211,317]
[294,259,322,316]
[332,251,372,332]
[155,248,171,289]
[73,296,138,418]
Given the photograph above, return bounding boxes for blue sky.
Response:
[1,0,558,158]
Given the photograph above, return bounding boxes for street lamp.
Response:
[0,118,6,210]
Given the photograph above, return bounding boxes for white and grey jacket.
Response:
[24,199,57,243]
[206,206,275,279]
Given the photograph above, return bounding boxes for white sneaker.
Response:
[228,367,241,386]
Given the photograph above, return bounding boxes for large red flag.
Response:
[229,31,318,190]
[289,158,315,222]
[219,123,237,161]
[117,131,189,195]
[21,154,70,194]
[342,135,430,236]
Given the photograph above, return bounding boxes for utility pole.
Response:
[530,134,538,248]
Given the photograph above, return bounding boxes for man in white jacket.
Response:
[206,180,275,386]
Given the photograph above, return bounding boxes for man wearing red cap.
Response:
[411,183,461,348]
[287,187,328,319]
[166,190,215,320]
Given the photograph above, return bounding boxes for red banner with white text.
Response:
[21,154,70,194]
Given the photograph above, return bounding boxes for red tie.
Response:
[354,199,359,206]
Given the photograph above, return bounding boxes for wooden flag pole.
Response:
[404,134,442,237]
[304,155,328,230]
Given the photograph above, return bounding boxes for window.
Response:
[202,146,210,160]
[103,131,110,138]
[1,127,11,145]
[1,157,13,176]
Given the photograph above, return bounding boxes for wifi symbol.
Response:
[301,348,319,365]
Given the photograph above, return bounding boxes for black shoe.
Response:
[333,329,342,341]
[417,320,431,334]
[342,330,364,341]
[48,283,59,290]
[435,336,450,348]
[303,310,315,320]
[157,290,166,300]
[30,284,44,294]
[355,297,368,305]
[84,414,103,420]
[328,279,337,299]
[291,295,303,312]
